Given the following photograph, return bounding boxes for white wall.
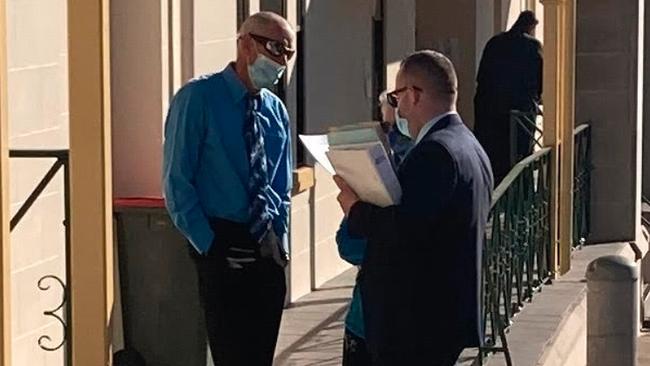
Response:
[7,0,69,364]
[303,0,377,287]
[193,0,238,76]
[303,0,375,134]
[111,0,164,198]
[111,0,243,199]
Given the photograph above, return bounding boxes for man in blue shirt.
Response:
[162,11,295,366]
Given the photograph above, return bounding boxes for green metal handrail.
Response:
[480,123,591,363]
[480,147,552,366]
[573,124,592,248]
[509,110,544,152]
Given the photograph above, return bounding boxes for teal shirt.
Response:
[162,65,292,254]
[336,219,367,338]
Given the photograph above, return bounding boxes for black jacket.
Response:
[348,114,494,365]
[474,30,542,183]
[475,30,543,112]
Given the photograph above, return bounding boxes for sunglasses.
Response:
[386,86,423,108]
[249,33,295,60]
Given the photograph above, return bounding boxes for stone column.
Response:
[68,0,114,363]
[576,0,644,243]
[541,0,576,275]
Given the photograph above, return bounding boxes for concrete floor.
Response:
[640,331,650,366]
[274,268,356,366]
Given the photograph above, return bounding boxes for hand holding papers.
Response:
[299,123,402,207]
[333,175,359,216]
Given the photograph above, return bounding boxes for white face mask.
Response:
[248,53,286,90]
[394,108,411,139]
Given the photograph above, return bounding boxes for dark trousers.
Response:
[362,328,464,366]
[343,330,372,366]
[430,345,464,366]
[474,101,536,185]
[190,219,286,366]
[367,345,463,366]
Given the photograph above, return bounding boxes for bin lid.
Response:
[114,197,165,209]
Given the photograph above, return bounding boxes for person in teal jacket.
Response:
[336,220,368,365]
[336,93,412,365]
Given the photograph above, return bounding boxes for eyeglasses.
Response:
[249,33,295,60]
[386,86,422,108]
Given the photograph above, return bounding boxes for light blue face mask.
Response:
[248,54,286,90]
[394,108,411,138]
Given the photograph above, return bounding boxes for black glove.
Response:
[260,230,288,268]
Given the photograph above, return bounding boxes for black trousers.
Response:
[474,102,536,185]
[367,345,463,366]
[190,219,286,366]
[343,330,372,366]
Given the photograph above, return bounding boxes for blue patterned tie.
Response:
[244,94,274,244]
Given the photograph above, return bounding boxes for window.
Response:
[295,0,306,166]
[237,0,250,30]
[260,0,285,15]
[372,0,385,121]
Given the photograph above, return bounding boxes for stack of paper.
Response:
[299,123,402,207]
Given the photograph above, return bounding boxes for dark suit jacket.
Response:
[474,30,542,183]
[475,30,542,112]
[348,114,494,365]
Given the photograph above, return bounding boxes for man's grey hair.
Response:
[238,11,291,36]
[400,50,458,104]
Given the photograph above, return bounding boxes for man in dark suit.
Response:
[474,10,542,184]
[334,50,494,365]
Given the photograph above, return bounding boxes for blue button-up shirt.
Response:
[387,126,413,167]
[163,64,292,254]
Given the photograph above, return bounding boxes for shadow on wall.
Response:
[295,0,376,135]
[285,0,416,143]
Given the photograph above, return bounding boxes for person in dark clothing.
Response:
[474,10,542,184]
[335,50,493,366]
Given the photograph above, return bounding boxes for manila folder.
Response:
[326,143,401,207]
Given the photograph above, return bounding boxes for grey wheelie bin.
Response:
[114,197,210,366]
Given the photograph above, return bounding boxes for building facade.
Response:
[0,0,648,364]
